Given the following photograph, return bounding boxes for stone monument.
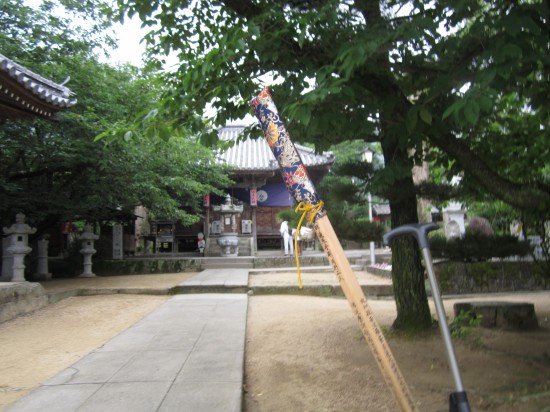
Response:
[34,237,52,280]
[442,202,465,240]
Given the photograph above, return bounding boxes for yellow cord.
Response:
[293,201,324,289]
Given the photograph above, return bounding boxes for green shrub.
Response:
[335,217,384,242]
[430,233,530,261]
[450,309,482,340]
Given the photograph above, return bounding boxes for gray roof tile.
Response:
[0,53,76,118]
[217,125,334,172]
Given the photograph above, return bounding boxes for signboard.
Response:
[203,194,210,207]
[112,224,123,260]
[250,188,257,206]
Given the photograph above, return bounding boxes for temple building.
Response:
[140,125,334,256]
[0,53,335,257]
[0,53,76,120]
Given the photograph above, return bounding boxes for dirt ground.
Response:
[244,293,550,412]
[1,273,549,412]
[0,273,194,411]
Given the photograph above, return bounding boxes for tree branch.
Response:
[431,133,550,212]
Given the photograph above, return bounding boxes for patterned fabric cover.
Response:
[250,86,326,220]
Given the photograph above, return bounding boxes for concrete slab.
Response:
[5,265,393,411]
[159,380,242,412]
[179,269,248,287]
[6,293,248,412]
[5,384,101,412]
[77,381,172,412]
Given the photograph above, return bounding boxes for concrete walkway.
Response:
[6,270,250,412]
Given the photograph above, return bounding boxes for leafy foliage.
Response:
[0,0,231,236]
[0,0,115,66]
[450,310,482,344]
[276,208,301,229]
[109,0,549,213]
[107,0,549,330]
[334,217,385,243]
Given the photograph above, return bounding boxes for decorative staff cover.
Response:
[250,86,325,219]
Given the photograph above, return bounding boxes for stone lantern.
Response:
[213,194,243,257]
[2,213,37,282]
[78,225,99,277]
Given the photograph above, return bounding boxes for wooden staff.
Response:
[250,86,418,412]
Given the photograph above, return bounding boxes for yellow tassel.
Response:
[293,201,324,289]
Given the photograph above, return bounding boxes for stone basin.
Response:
[217,233,239,257]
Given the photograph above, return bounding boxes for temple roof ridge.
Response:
[217,124,334,172]
[0,53,77,119]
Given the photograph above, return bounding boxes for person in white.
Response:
[280,220,294,256]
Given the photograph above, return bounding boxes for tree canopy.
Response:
[108,0,549,330]
[0,0,231,236]
[111,0,549,212]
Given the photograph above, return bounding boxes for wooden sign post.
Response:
[251,87,418,412]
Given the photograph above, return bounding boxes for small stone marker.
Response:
[454,301,538,330]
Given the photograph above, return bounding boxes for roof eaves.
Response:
[0,54,77,113]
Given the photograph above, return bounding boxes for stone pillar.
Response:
[3,213,37,282]
[34,237,52,280]
[78,225,99,278]
[1,236,13,281]
[443,202,466,240]
[112,223,123,260]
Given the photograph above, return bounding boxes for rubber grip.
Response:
[449,391,471,412]
[383,222,439,250]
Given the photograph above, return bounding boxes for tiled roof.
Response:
[217,125,334,172]
[0,53,76,119]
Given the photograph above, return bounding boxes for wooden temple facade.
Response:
[143,125,334,256]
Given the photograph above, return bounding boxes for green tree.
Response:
[110,0,549,330]
[0,0,115,66]
[317,140,385,242]
[0,0,231,238]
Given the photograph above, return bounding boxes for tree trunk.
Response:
[384,151,432,331]
[411,144,432,223]
[355,0,433,330]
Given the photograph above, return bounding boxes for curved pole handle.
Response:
[383,222,439,250]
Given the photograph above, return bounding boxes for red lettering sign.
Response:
[203,194,210,207]
[250,189,257,206]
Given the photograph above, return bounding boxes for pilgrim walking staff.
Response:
[384,223,471,412]
[251,86,418,412]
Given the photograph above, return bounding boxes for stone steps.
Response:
[249,264,365,274]
[249,284,394,299]
[202,257,254,269]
